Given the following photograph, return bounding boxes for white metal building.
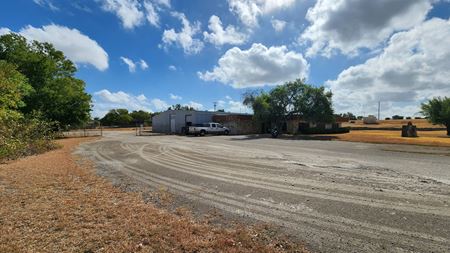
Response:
[152,110,217,134]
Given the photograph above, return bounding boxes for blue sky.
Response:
[1,0,450,118]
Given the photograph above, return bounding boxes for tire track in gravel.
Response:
[162,145,449,204]
[91,142,448,252]
[77,134,450,253]
[134,143,449,217]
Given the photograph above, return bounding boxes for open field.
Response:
[342,119,444,129]
[77,131,450,253]
[314,130,450,147]
[0,137,307,253]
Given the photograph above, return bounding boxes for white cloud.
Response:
[99,0,170,29]
[217,100,226,107]
[155,0,170,8]
[139,59,149,70]
[0,27,11,35]
[203,15,248,46]
[143,0,160,27]
[168,65,177,71]
[93,89,154,117]
[100,0,145,29]
[161,12,204,54]
[227,100,251,113]
[225,95,232,100]
[120,57,148,72]
[271,18,287,32]
[301,0,432,57]
[169,93,182,100]
[327,18,450,117]
[19,24,109,71]
[185,101,204,110]
[33,0,59,11]
[215,99,251,113]
[198,43,309,88]
[228,0,296,27]
[151,98,169,111]
[120,56,137,72]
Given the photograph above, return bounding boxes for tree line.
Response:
[0,33,92,160]
[99,109,152,127]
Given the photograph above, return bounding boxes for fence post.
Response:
[84,128,86,137]
[100,125,103,137]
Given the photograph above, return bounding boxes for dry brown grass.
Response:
[342,119,444,129]
[324,130,450,147]
[0,138,307,253]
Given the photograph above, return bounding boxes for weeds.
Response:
[0,112,57,162]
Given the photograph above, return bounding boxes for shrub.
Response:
[392,115,404,120]
[0,112,57,161]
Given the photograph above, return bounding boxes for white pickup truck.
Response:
[188,122,230,136]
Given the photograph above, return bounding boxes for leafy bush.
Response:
[0,112,57,161]
[392,115,404,120]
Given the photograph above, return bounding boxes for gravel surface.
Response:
[0,137,307,253]
[77,132,450,253]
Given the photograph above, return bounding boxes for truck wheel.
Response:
[224,130,229,135]
[200,130,206,136]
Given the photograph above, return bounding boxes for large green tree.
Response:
[421,97,450,136]
[0,60,33,119]
[0,33,91,128]
[244,79,334,132]
[130,110,152,125]
[100,109,133,127]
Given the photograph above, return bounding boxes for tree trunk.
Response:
[447,125,450,136]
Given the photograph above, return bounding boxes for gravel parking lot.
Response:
[77,132,450,253]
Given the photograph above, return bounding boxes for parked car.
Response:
[188,122,230,136]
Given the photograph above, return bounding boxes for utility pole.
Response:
[213,102,217,112]
[378,101,381,120]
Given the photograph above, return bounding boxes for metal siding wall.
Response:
[152,110,227,133]
[193,111,214,124]
[152,111,171,133]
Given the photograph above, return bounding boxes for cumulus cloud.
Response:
[120,56,136,72]
[100,0,145,29]
[120,57,148,72]
[203,15,248,46]
[161,12,204,54]
[185,101,204,110]
[93,89,155,117]
[326,18,450,117]
[33,0,59,11]
[169,93,182,100]
[227,100,251,113]
[139,59,149,70]
[228,0,296,27]
[168,65,177,71]
[271,19,287,32]
[143,0,160,27]
[301,0,433,57]
[198,43,309,88]
[155,0,170,8]
[151,98,169,111]
[0,28,11,35]
[100,0,170,29]
[18,24,108,71]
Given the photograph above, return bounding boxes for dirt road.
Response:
[77,132,450,253]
